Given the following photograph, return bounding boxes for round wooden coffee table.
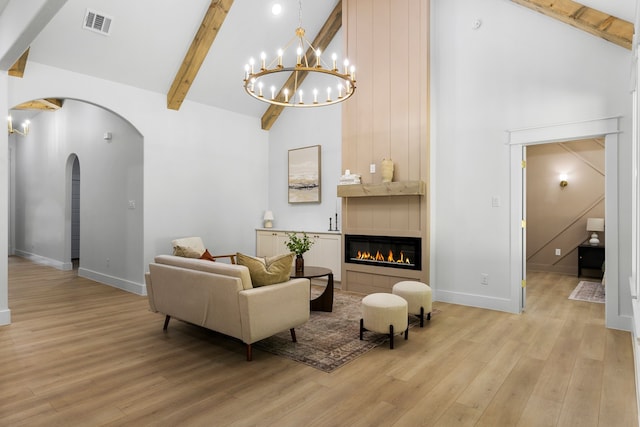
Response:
[290,266,334,312]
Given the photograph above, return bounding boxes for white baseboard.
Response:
[78,268,147,296]
[14,250,73,270]
[606,313,633,332]
[13,252,146,296]
[0,308,11,326]
[434,289,516,313]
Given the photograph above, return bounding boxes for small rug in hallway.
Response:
[569,280,605,303]
[253,288,438,373]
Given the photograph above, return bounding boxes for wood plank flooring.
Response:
[1,257,637,426]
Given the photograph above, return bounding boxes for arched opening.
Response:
[65,154,80,269]
[9,98,144,292]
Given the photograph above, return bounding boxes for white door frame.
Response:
[507,117,622,329]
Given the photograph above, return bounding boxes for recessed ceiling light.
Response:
[271,3,282,15]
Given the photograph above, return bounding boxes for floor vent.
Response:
[83,9,113,36]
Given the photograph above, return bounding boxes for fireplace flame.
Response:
[356,249,411,264]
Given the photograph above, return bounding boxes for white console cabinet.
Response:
[256,229,342,282]
[256,230,289,257]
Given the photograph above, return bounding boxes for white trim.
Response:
[508,117,629,331]
[506,117,621,146]
[604,133,629,331]
[78,268,146,296]
[15,250,73,271]
[436,290,513,313]
[0,309,11,326]
[509,144,525,314]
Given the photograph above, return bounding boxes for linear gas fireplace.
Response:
[345,234,422,271]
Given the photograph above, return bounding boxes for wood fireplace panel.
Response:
[341,0,429,294]
[344,197,424,234]
[345,268,424,295]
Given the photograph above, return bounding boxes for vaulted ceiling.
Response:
[3,0,344,128]
[512,0,634,50]
[2,0,636,130]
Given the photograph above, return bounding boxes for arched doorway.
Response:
[10,99,144,290]
[65,154,80,269]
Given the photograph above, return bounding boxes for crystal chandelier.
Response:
[243,1,356,108]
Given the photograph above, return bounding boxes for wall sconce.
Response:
[7,115,30,136]
[559,174,568,188]
[586,217,604,246]
[263,210,274,228]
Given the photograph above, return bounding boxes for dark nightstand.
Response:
[578,245,605,279]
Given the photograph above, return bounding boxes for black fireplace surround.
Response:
[345,234,421,271]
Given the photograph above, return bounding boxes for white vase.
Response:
[381,158,394,183]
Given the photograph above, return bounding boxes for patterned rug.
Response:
[569,280,605,303]
[253,288,431,373]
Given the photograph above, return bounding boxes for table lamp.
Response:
[586,217,604,246]
[263,210,274,228]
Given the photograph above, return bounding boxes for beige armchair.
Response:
[171,236,236,264]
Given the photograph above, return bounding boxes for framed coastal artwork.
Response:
[288,145,321,203]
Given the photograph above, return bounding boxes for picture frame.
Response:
[288,145,321,203]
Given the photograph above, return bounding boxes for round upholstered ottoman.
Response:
[360,293,408,349]
[392,281,432,327]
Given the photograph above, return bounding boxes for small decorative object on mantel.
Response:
[381,158,394,183]
[285,232,315,272]
[339,169,361,185]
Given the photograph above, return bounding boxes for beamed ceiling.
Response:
[512,0,634,50]
[4,0,636,129]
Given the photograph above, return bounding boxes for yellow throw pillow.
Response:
[236,252,294,287]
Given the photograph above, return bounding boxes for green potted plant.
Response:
[285,232,315,272]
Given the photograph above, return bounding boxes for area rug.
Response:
[253,288,434,373]
[569,280,605,303]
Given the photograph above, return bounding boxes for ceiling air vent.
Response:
[83,9,113,36]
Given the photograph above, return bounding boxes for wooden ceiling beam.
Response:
[510,0,633,50]
[12,98,63,111]
[8,48,30,78]
[260,0,343,131]
[167,0,234,110]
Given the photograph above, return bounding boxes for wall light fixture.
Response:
[559,173,568,188]
[7,115,30,136]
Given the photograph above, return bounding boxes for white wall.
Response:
[2,0,634,328]
[431,0,633,319]
[4,59,341,302]
[267,105,342,232]
[12,99,144,291]
[7,62,269,295]
[266,30,344,234]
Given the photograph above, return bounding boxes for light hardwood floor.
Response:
[1,257,637,426]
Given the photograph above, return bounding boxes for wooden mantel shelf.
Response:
[337,181,425,197]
